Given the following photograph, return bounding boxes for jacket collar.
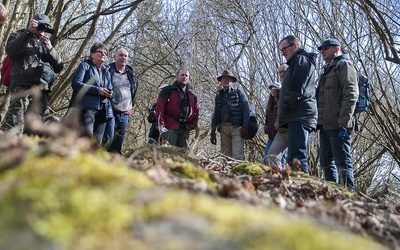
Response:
[108,62,133,73]
[287,49,317,66]
[87,59,110,71]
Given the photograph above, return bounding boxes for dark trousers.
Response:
[80,107,107,143]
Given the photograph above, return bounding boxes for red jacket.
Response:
[156,82,199,131]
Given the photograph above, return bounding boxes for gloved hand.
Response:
[210,133,217,145]
[240,125,249,139]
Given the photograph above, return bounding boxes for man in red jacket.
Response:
[155,68,200,148]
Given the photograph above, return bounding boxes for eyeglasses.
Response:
[280,44,294,53]
[95,50,108,55]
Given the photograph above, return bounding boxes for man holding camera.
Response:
[3,13,63,132]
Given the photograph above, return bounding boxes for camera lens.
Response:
[37,23,46,31]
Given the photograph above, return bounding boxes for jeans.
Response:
[319,128,355,188]
[103,112,129,154]
[80,108,107,144]
[103,118,115,145]
[287,122,312,173]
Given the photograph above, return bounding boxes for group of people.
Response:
[70,43,138,155]
[147,68,252,163]
[1,13,358,189]
[208,35,358,189]
[1,13,137,155]
[262,35,358,188]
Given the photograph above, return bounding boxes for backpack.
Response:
[334,59,371,113]
[247,113,259,140]
[1,55,12,87]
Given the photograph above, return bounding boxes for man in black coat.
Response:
[278,35,317,173]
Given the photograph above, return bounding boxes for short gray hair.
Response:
[114,46,128,56]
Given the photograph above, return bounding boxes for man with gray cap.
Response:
[3,13,63,133]
[317,38,358,189]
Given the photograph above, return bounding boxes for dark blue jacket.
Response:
[278,49,317,129]
[71,59,113,119]
[108,62,138,107]
[211,87,250,133]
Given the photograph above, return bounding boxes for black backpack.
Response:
[246,114,259,140]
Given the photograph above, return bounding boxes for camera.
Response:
[37,23,54,34]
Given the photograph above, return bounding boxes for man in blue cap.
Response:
[316,38,359,189]
[3,13,63,133]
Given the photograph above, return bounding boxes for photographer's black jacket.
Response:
[6,29,63,88]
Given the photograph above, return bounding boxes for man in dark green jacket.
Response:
[317,38,358,188]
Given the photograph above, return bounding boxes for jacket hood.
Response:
[296,49,317,66]
[288,49,317,66]
[333,54,351,63]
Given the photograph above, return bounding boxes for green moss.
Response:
[0,153,154,249]
[233,162,268,176]
[167,160,216,185]
[133,190,385,250]
[0,147,384,250]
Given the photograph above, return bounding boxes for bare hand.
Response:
[39,35,53,51]
[28,19,38,33]
[99,87,112,98]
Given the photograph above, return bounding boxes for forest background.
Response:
[0,0,399,201]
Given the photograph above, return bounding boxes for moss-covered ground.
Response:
[0,138,388,250]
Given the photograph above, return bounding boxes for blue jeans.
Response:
[287,122,312,173]
[319,128,355,188]
[103,118,114,145]
[103,111,129,154]
[80,108,107,143]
